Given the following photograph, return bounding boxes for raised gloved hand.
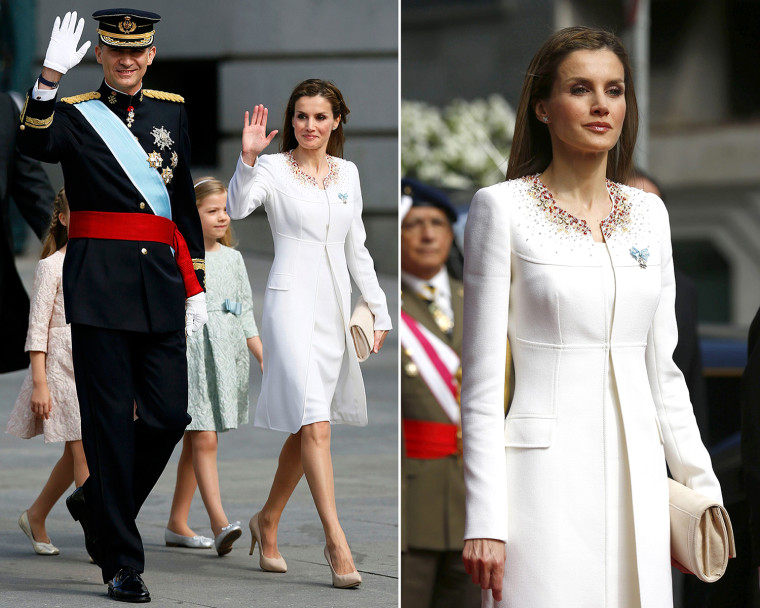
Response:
[43,11,91,75]
[185,292,208,338]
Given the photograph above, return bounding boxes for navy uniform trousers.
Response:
[71,324,190,580]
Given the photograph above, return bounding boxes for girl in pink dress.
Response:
[6,189,89,555]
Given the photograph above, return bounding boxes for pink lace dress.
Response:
[6,250,81,442]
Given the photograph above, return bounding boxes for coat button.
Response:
[141,248,148,255]
[139,202,146,209]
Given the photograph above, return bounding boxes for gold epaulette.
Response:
[143,89,184,103]
[61,91,101,104]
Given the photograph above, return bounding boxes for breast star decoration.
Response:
[151,125,174,150]
[170,151,178,168]
[147,151,162,169]
[161,167,174,184]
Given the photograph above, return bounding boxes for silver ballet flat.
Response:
[19,511,59,556]
[164,527,214,549]
[214,521,242,556]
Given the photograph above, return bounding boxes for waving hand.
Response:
[241,104,278,166]
[44,11,91,75]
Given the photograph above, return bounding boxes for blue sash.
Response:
[74,99,172,220]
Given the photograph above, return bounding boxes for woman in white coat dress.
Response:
[226,79,391,588]
[460,28,723,608]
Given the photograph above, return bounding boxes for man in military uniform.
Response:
[17,9,207,602]
[400,178,480,608]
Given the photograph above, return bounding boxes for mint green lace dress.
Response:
[186,245,258,431]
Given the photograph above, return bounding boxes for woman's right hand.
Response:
[463,538,506,601]
[31,383,52,420]
[241,104,279,167]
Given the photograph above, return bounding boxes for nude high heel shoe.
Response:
[249,512,287,572]
[324,545,362,589]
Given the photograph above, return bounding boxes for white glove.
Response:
[185,292,208,338]
[43,11,91,75]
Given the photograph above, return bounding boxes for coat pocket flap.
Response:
[504,417,554,448]
[267,273,292,291]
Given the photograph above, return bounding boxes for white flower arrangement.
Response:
[401,95,516,190]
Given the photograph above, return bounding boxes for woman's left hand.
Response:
[373,330,389,353]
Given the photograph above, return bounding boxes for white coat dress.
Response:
[460,175,722,608]
[227,151,392,433]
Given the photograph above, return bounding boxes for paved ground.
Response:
[0,250,399,607]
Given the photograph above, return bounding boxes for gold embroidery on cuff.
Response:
[192,259,206,272]
[24,113,55,129]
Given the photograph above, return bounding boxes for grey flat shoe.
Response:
[214,521,242,556]
[164,527,213,549]
[18,511,59,556]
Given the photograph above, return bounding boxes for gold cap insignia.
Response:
[118,16,137,34]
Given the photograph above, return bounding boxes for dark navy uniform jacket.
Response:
[18,80,205,333]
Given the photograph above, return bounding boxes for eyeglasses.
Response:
[400,217,451,233]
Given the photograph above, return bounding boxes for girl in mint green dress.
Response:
[165,176,263,556]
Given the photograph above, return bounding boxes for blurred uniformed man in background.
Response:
[400,177,481,608]
[17,8,207,602]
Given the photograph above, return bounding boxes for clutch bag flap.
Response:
[349,295,374,362]
[668,478,736,583]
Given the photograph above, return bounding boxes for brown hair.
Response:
[40,188,69,259]
[193,176,236,248]
[280,79,350,158]
[506,26,638,183]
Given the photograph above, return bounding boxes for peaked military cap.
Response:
[92,8,160,48]
[401,177,457,224]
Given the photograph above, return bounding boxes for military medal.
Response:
[151,125,174,150]
[430,306,455,334]
[161,167,173,184]
[403,347,419,377]
[170,151,178,168]
[108,91,117,105]
[148,151,162,169]
[404,361,419,377]
[421,285,454,335]
[126,105,135,129]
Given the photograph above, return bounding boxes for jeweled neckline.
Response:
[284,150,338,189]
[525,174,631,240]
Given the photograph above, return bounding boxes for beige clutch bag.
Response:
[349,296,374,362]
[668,478,735,582]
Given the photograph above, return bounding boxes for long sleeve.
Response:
[25,256,59,353]
[226,153,272,219]
[1,94,55,239]
[235,250,258,338]
[741,306,760,565]
[644,197,722,503]
[172,104,205,291]
[460,185,510,542]
[343,162,391,331]
[17,89,79,163]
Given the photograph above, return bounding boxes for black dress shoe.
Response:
[65,487,102,566]
[108,567,151,603]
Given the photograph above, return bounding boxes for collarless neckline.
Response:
[284,150,337,190]
[526,174,631,241]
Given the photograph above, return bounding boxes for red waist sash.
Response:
[69,211,202,298]
[403,419,461,459]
